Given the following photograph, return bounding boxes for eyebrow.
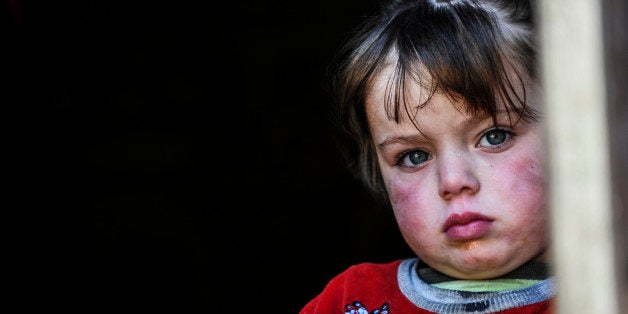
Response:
[378,134,427,151]
[456,109,519,130]
[457,111,493,130]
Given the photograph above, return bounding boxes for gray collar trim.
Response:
[397,258,555,313]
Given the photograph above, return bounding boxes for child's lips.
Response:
[443,212,494,241]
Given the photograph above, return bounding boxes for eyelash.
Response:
[477,128,516,150]
[393,128,517,168]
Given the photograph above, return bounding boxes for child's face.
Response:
[366,68,548,280]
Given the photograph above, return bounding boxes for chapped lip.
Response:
[442,212,494,232]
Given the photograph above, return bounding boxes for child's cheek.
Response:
[499,154,547,215]
[385,174,426,207]
[508,155,545,194]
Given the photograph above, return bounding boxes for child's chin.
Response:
[442,258,518,279]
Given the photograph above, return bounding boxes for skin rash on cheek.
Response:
[384,169,432,206]
[376,134,430,203]
[505,155,546,195]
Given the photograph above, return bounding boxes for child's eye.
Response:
[399,149,431,167]
[478,128,514,147]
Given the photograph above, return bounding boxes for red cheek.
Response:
[388,183,412,205]
[386,175,432,206]
[503,155,546,196]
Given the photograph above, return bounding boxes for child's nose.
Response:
[437,151,480,200]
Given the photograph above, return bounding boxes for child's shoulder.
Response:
[300,258,418,314]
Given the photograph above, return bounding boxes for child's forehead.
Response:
[367,64,465,114]
[368,85,511,123]
[366,58,542,120]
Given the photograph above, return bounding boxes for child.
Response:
[301,0,554,313]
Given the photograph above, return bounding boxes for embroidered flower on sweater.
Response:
[344,301,390,314]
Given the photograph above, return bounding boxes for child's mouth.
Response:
[443,212,494,241]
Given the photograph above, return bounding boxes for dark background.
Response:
[8,0,626,312]
[7,1,414,312]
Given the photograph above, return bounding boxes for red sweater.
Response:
[301,259,554,314]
